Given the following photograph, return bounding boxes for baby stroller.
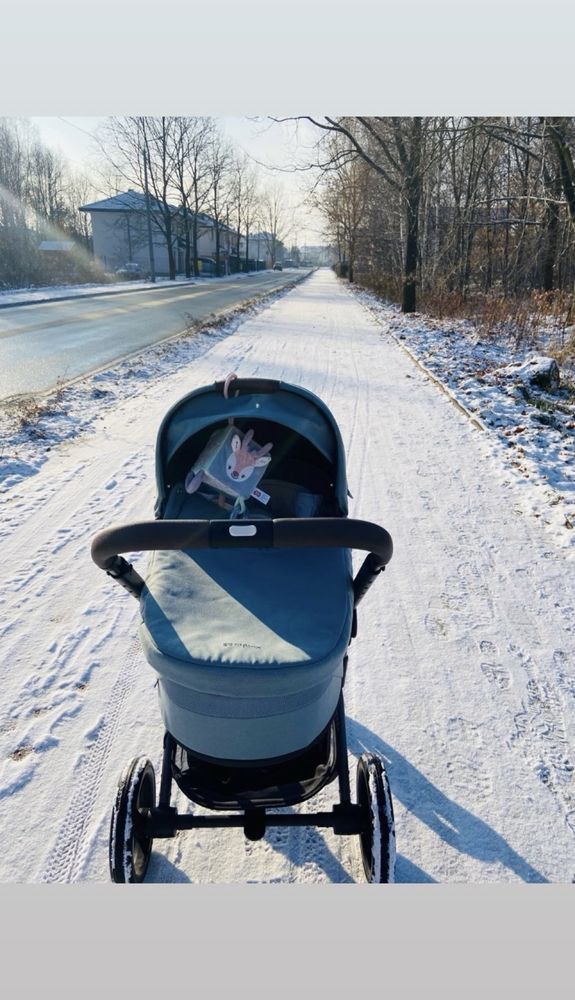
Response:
[91,376,395,883]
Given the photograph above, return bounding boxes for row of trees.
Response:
[97,116,291,280]
[0,116,293,288]
[0,118,95,288]
[307,117,575,317]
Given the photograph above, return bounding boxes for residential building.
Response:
[79,190,237,276]
[239,231,286,268]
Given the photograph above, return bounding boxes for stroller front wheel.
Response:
[109,756,156,883]
[356,753,396,883]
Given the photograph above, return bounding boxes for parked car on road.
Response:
[116,262,146,280]
[273,262,283,271]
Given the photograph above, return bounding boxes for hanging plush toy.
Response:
[185,425,272,517]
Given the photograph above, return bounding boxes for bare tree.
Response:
[542,118,575,225]
[0,118,35,286]
[207,133,234,275]
[172,117,216,277]
[63,170,97,249]
[241,164,260,269]
[229,155,257,267]
[293,116,432,311]
[259,183,287,266]
[301,116,575,311]
[27,143,70,231]
[102,116,181,279]
[0,119,99,286]
[319,149,369,282]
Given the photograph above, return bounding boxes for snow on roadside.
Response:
[352,287,575,552]
[0,271,259,308]
[0,281,301,495]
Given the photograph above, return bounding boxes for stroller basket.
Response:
[171,717,338,810]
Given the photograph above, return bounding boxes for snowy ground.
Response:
[1,268,574,883]
[356,288,575,551]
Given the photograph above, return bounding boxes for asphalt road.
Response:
[0,270,308,400]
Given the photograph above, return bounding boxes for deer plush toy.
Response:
[185,425,273,516]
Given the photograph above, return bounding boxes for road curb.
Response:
[387,326,488,432]
[0,270,310,311]
[0,281,203,310]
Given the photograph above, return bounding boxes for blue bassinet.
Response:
[140,378,353,760]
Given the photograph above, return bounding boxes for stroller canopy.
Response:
[154,378,350,516]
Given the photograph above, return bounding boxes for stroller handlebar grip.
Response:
[91,518,393,602]
[91,517,392,565]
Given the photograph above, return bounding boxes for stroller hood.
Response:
[154,377,350,516]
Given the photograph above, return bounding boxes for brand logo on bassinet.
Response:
[223,642,262,649]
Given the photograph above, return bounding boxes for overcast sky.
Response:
[29,116,328,247]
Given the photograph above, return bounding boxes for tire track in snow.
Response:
[0,452,149,736]
[39,637,142,883]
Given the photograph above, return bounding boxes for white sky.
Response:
[29,116,328,247]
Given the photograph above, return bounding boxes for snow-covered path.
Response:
[1,269,574,882]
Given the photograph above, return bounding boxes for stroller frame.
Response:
[149,694,360,843]
[92,378,396,883]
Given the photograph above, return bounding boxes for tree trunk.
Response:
[401,119,423,313]
[192,216,199,277]
[165,214,176,280]
[185,222,191,279]
[542,171,561,291]
[402,182,420,312]
[545,118,575,225]
[215,219,221,276]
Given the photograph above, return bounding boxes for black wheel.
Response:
[109,757,156,883]
[356,753,396,883]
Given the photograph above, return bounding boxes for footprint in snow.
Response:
[0,760,37,800]
[424,613,449,639]
[443,717,493,798]
[418,490,434,511]
[439,588,467,612]
[480,661,512,691]
[31,706,50,717]
[446,754,494,801]
[553,651,575,699]
[457,561,483,582]
[479,638,498,655]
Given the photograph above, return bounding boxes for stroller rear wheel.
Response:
[356,753,396,883]
[109,756,156,883]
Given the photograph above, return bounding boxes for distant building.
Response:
[300,245,335,266]
[79,190,236,276]
[239,231,286,268]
